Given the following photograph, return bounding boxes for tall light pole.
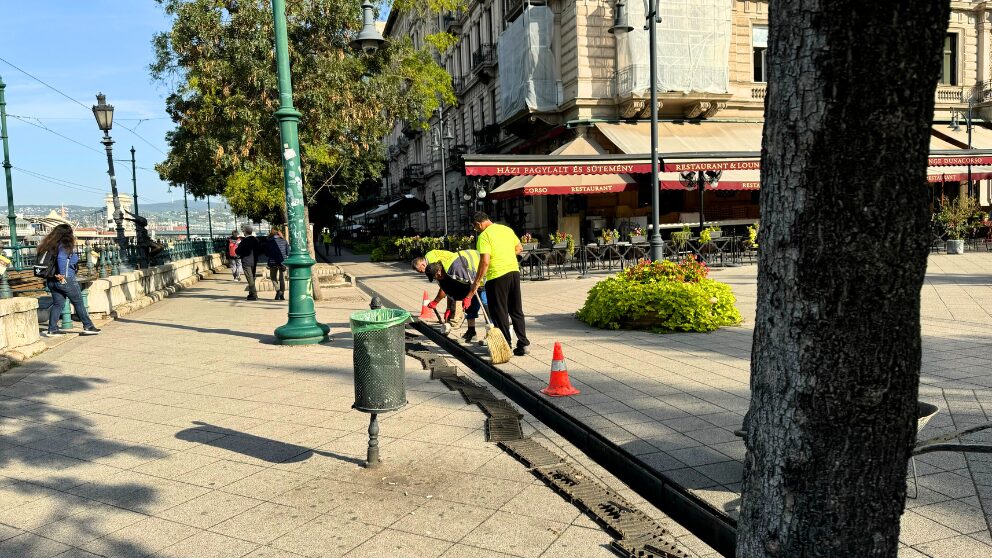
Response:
[433,107,454,240]
[130,146,139,215]
[269,0,333,344]
[92,93,126,248]
[206,195,214,239]
[183,185,191,240]
[0,76,21,272]
[611,1,663,261]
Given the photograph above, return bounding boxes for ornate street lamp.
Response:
[678,170,722,231]
[350,1,385,54]
[611,1,663,261]
[92,93,127,249]
[269,0,330,344]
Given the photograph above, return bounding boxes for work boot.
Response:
[462,328,477,343]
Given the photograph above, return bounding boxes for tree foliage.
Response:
[151,0,455,222]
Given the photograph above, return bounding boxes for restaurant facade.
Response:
[376,0,992,242]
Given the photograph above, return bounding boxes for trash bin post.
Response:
[367,413,380,468]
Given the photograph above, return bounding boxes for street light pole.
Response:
[207,195,214,239]
[0,76,21,272]
[183,185,191,240]
[610,2,662,260]
[130,146,139,216]
[270,0,329,345]
[92,94,126,249]
[646,1,663,261]
[967,99,973,197]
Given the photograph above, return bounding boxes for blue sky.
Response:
[0,1,184,208]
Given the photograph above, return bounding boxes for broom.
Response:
[476,293,512,364]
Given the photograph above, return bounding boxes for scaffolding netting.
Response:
[616,0,732,96]
[498,6,558,122]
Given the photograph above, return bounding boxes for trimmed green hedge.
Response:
[576,259,742,333]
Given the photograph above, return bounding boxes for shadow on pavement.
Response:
[177,421,366,466]
[114,317,278,344]
[0,364,170,556]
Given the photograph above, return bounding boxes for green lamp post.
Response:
[269,0,336,345]
[1,75,22,284]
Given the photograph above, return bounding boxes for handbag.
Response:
[33,250,57,279]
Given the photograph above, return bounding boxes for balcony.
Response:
[402,121,422,139]
[504,0,546,23]
[447,144,469,171]
[403,164,425,185]
[443,11,463,33]
[473,125,501,153]
[452,76,466,96]
[472,43,497,80]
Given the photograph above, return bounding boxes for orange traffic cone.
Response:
[419,291,433,319]
[542,342,580,397]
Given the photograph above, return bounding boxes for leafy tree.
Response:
[738,1,951,556]
[151,0,456,222]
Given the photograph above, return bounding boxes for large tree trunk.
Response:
[738,2,950,557]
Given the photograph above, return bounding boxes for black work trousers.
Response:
[485,271,528,348]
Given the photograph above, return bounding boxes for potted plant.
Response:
[520,233,537,251]
[629,226,646,244]
[602,229,619,245]
[745,223,759,249]
[671,224,692,249]
[708,225,722,239]
[551,231,574,253]
[938,195,978,254]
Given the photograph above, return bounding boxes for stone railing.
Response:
[0,297,46,362]
[935,85,966,104]
[80,253,225,318]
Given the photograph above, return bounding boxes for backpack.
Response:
[228,238,240,257]
[33,250,58,279]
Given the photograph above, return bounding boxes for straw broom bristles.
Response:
[477,294,512,364]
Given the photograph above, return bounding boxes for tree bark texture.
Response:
[738,2,950,557]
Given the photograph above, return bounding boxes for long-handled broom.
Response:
[476,294,511,364]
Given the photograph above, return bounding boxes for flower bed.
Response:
[576,259,742,333]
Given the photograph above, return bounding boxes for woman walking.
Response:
[38,224,100,337]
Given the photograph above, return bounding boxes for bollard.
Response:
[369,293,382,310]
[61,297,73,330]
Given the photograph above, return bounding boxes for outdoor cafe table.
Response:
[519,248,551,280]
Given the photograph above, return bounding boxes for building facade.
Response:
[379,0,992,241]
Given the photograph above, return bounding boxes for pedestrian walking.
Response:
[227,229,243,281]
[421,249,488,342]
[235,224,263,300]
[321,228,332,257]
[333,228,343,256]
[37,224,100,337]
[266,227,290,300]
[466,212,529,356]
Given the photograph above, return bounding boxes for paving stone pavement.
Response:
[337,250,992,557]
[0,274,713,558]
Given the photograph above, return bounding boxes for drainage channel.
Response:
[405,341,689,558]
[363,285,737,557]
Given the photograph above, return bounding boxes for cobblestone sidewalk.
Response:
[0,275,686,558]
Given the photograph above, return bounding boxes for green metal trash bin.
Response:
[349,308,411,413]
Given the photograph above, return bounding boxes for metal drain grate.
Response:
[486,417,524,442]
[498,438,565,468]
[403,344,689,558]
[477,400,523,420]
